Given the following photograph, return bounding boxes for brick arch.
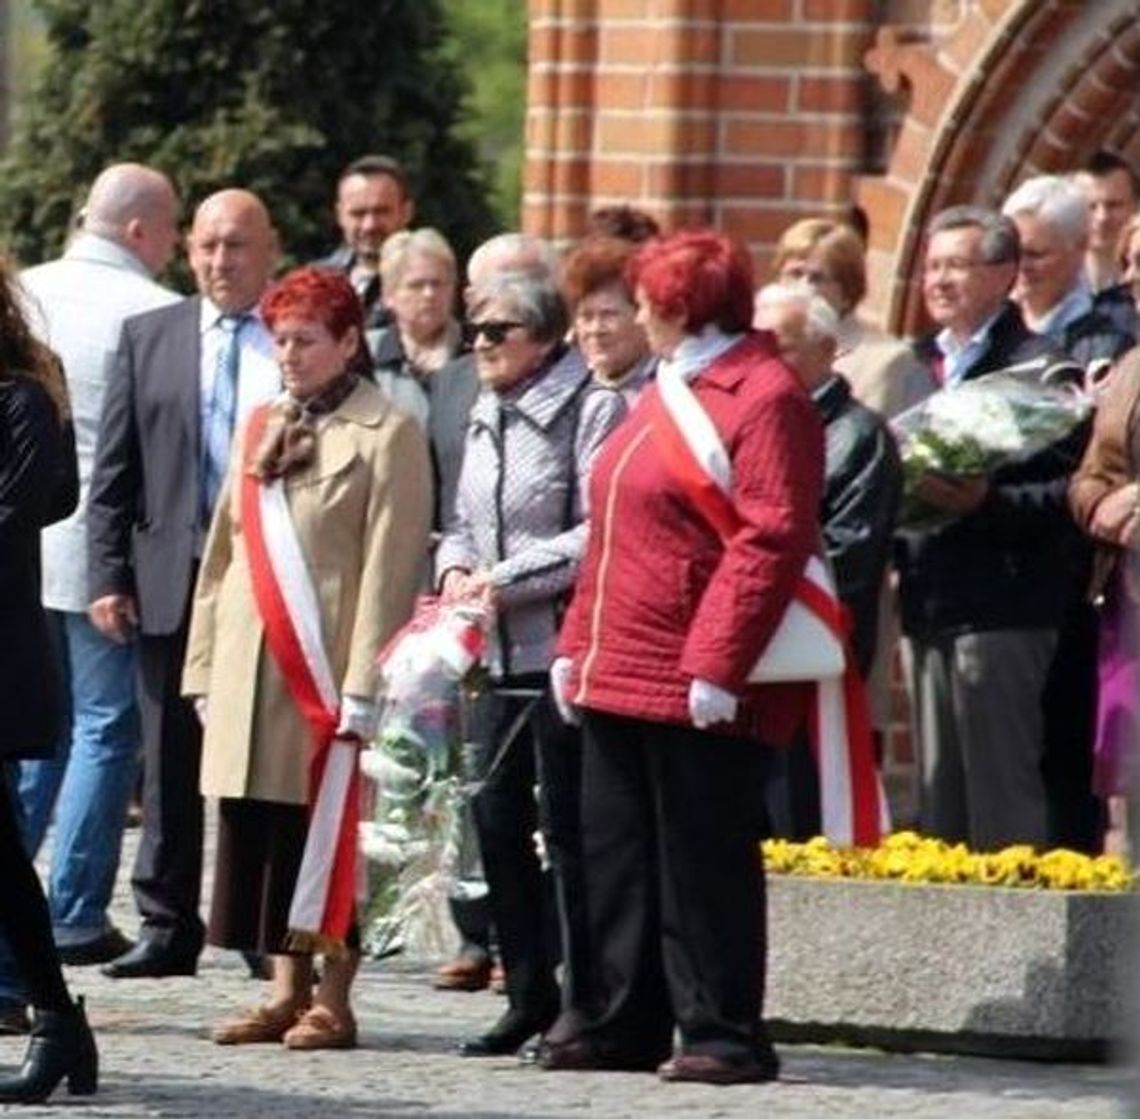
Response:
[864,0,1140,334]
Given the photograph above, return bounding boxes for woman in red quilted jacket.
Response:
[544,230,825,1085]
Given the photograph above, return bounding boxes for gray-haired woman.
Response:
[369,228,463,428]
[436,269,626,1057]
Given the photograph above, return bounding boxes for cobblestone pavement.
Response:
[2,821,1132,1118]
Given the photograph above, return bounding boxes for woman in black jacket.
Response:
[0,261,94,1105]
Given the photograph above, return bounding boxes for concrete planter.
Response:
[765,874,1138,1060]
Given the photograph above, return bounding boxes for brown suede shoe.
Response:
[283,1005,357,1051]
[211,1002,306,1046]
[433,955,492,992]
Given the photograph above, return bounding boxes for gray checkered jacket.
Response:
[436,346,626,678]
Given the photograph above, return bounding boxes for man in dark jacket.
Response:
[315,155,414,330]
[1001,175,1136,853]
[901,205,1089,852]
[1002,174,1134,378]
[754,282,902,837]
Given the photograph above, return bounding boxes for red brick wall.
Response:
[525,0,1140,826]
[526,0,888,279]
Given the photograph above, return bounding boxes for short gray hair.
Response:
[379,228,456,292]
[1001,175,1090,246]
[467,233,561,288]
[927,205,1021,265]
[754,281,840,343]
[470,269,569,345]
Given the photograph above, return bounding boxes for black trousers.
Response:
[468,679,587,1020]
[761,728,821,841]
[579,710,772,1063]
[0,772,69,1010]
[132,611,205,955]
[1041,603,1103,853]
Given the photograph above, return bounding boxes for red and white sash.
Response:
[241,404,361,948]
[650,364,890,847]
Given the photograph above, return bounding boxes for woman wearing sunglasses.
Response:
[436,269,626,1057]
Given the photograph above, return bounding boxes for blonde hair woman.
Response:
[770,217,932,417]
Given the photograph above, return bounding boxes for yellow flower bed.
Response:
[761,831,1135,892]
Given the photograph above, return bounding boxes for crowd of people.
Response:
[0,143,1137,1101]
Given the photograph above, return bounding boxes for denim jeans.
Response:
[17,611,140,943]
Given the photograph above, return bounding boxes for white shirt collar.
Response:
[658,325,743,383]
[198,296,266,334]
[1027,279,1093,338]
[934,307,1004,385]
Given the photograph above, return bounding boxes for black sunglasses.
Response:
[469,319,524,345]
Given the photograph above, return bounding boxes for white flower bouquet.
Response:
[892,358,1091,529]
[360,597,489,959]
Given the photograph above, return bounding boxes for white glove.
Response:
[688,678,738,729]
[550,657,580,726]
[337,694,377,741]
[192,696,208,727]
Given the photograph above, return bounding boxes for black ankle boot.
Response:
[0,996,98,1104]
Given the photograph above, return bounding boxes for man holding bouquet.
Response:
[900,205,1090,852]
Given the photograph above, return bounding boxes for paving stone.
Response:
[2,815,1129,1117]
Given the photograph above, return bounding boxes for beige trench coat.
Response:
[182,379,431,804]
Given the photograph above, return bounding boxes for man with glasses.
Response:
[898,205,1088,853]
[1001,176,1134,854]
[1002,174,1133,378]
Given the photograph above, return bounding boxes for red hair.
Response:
[561,236,637,311]
[626,229,754,333]
[260,266,364,340]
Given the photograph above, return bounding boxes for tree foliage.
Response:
[439,0,526,227]
[0,0,500,276]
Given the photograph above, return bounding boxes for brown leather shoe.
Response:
[283,1005,357,1050]
[211,1002,306,1045]
[658,1050,780,1085]
[538,1037,665,1073]
[434,955,492,992]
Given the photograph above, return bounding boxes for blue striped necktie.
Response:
[202,313,249,524]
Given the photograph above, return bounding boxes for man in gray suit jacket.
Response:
[87,190,280,978]
[8,166,180,991]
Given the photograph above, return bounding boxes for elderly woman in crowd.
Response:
[183,267,430,1050]
[368,228,463,428]
[436,270,626,1057]
[772,217,932,417]
[753,281,902,837]
[772,216,930,753]
[547,230,823,1085]
[1069,222,1140,855]
[562,235,654,406]
[0,266,94,1104]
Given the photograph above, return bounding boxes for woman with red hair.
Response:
[547,230,825,1084]
[183,266,431,1050]
[562,235,653,405]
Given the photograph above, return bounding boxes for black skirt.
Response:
[209,798,362,956]
[208,798,309,955]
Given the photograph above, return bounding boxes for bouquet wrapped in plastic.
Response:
[359,597,489,959]
[892,358,1091,529]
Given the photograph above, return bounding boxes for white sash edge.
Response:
[656,364,733,495]
[288,740,356,930]
[259,480,340,715]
